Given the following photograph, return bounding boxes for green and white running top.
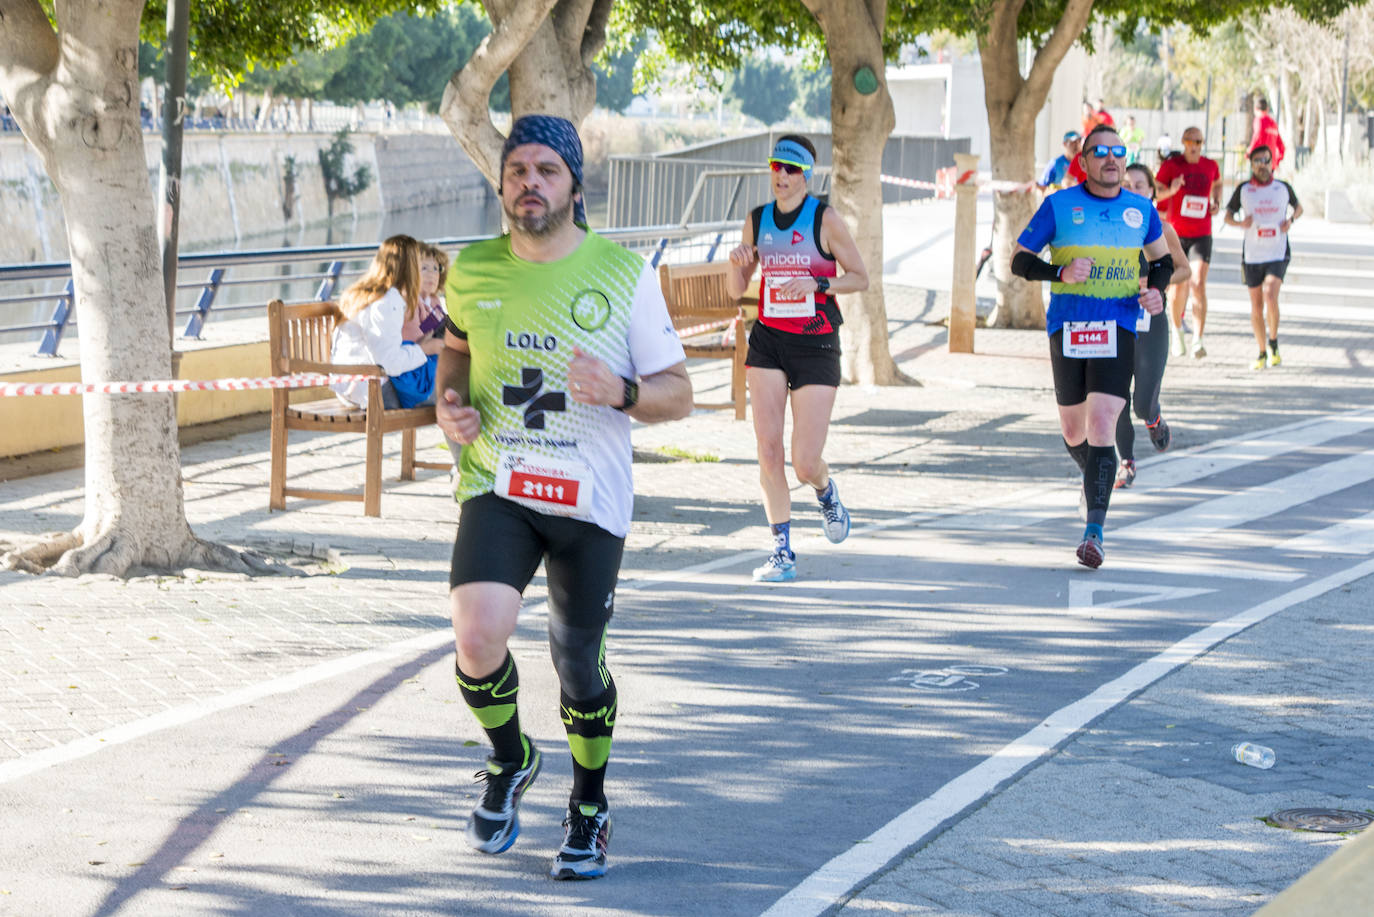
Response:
[446,232,685,538]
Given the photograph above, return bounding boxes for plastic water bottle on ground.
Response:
[1231,742,1275,769]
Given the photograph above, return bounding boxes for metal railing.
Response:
[0,223,742,357]
[607,131,972,227]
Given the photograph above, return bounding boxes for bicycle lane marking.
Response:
[758,555,1374,917]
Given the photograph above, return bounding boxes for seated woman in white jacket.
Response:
[331,234,445,409]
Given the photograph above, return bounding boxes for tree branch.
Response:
[986,0,1027,61]
[439,0,558,185]
[0,0,59,139]
[581,0,614,68]
[1015,0,1096,124]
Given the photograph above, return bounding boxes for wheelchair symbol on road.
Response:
[890,664,1010,691]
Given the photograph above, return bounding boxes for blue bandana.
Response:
[768,138,815,179]
[501,114,585,225]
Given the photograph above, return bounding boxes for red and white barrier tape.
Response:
[675,314,741,340]
[881,169,1037,198]
[0,373,374,397]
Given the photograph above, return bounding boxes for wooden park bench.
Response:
[267,299,448,517]
[658,261,750,420]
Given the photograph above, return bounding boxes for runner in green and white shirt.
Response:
[434,115,691,881]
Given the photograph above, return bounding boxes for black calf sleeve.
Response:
[1064,438,1090,473]
[1084,445,1117,526]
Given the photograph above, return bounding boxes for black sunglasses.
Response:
[770,161,804,175]
[1089,145,1128,159]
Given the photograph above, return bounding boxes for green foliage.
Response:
[614,2,918,73]
[594,35,647,113]
[237,7,505,113]
[798,63,832,120]
[318,128,371,208]
[727,59,799,126]
[899,0,1357,47]
[137,0,449,87]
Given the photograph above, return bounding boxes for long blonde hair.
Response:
[339,234,421,322]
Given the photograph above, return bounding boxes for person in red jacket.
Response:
[1248,98,1286,171]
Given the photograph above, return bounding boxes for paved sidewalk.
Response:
[1,278,1372,915]
[835,575,1374,916]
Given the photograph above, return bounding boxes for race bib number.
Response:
[1062,321,1117,359]
[1257,226,1278,238]
[494,451,593,519]
[1135,306,1152,333]
[1180,194,1209,219]
[762,269,816,319]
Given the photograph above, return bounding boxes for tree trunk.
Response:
[440,0,609,186]
[803,0,901,384]
[0,0,246,577]
[984,128,1043,329]
[979,0,1095,330]
[1159,27,1174,113]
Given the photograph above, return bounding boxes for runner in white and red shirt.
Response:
[1224,144,1303,370]
[1155,126,1221,359]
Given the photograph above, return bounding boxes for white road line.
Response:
[0,627,452,786]
[1278,510,1374,555]
[760,555,1374,917]
[1116,449,1374,542]
[927,408,1374,532]
[1067,581,1217,612]
[1134,410,1374,493]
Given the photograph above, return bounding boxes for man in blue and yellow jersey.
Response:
[434,115,692,880]
[1011,124,1175,569]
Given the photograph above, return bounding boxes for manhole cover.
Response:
[1266,809,1374,833]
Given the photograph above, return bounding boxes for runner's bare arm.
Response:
[567,349,692,423]
[627,361,692,423]
[1162,224,1192,284]
[1281,199,1304,232]
[436,334,481,444]
[816,206,869,295]
[725,218,759,299]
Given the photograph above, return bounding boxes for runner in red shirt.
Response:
[1154,126,1221,359]
[1248,98,1286,171]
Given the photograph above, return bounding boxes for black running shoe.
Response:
[1147,417,1171,453]
[550,800,612,880]
[466,742,541,854]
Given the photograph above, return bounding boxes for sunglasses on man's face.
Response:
[1089,145,1128,159]
[1252,157,1272,166]
[1183,138,1203,146]
[770,161,804,175]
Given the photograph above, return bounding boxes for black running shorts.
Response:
[1048,327,1136,405]
[1242,259,1290,288]
[1178,234,1213,264]
[746,322,841,389]
[450,492,625,631]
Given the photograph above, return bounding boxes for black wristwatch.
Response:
[617,376,639,412]
[815,276,831,295]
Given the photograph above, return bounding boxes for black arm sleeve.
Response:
[1011,250,1062,283]
[1146,253,1175,294]
[444,314,467,340]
